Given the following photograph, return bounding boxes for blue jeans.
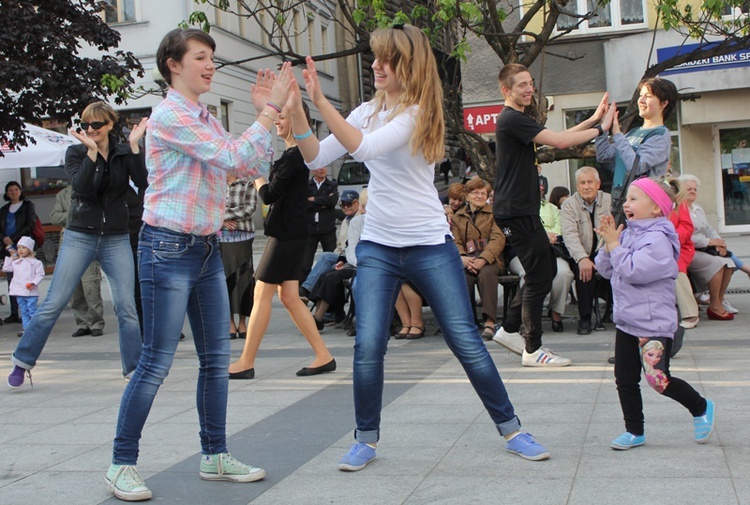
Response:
[301,252,338,292]
[17,296,38,330]
[352,239,521,444]
[12,230,141,375]
[112,224,231,464]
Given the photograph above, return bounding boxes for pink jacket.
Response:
[3,256,45,297]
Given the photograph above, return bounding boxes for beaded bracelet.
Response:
[266,101,281,113]
[293,129,313,141]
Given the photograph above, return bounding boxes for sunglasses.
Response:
[80,121,108,130]
[340,201,356,208]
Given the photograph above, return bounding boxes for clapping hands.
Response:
[595,214,623,251]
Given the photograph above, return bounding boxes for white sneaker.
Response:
[722,299,739,314]
[492,328,524,356]
[522,347,572,367]
[696,292,710,305]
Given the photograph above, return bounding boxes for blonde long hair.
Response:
[368,24,444,164]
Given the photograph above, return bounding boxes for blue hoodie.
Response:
[595,217,680,338]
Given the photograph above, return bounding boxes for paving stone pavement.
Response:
[2,234,750,505]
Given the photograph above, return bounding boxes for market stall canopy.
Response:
[0,124,79,169]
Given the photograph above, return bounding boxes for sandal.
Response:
[481,325,495,341]
[395,325,411,339]
[406,325,425,339]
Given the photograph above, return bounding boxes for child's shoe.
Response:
[610,432,645,450]
[505,432,550,461]
[694,399,715,443]
[199,453,265,482]
[105,464,152,501]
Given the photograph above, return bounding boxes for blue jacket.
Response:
[595,217,679,338]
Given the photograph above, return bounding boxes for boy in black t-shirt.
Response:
[492,63,614,367]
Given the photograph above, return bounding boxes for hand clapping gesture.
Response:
[594,214,623,252]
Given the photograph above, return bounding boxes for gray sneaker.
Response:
[105,464,152,501]
[492,328,525,356]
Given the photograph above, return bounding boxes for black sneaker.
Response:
[577,318,592,335]
[5,314,21,324]
[72,328,92,337]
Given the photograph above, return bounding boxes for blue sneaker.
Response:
[610,432,645,450]
[694,399,715,443]
[505,433,550,461]
[338,443,376,471]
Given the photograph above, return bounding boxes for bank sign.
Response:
[657,42,750,75]
[464,105,504,134]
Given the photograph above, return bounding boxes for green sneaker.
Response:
[199,453,266,482]
[105,464,152,501]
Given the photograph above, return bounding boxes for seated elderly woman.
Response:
[451,177,506,340]
[681,174,737,320]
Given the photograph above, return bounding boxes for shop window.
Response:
[556,0,646,33]
[103,0,136,24]
[718,126,750,227]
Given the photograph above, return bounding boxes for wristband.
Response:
[293,129,313,141]
[266,101,281,113]
[595,124,605,136]
[260,112,277,121]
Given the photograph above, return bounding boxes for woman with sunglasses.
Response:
[228,100,336,380]
[7,101,147,389]
[289,24,550,471]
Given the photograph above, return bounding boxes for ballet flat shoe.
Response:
[296,359,336,377]
[229,367,255,380]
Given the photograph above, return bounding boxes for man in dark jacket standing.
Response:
[302,167,338,281]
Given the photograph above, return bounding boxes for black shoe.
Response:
[671,326,685,358]
[229,367,255,379]
[72,328,92,337]
[405,325,425,339]
[229,332,237,340]
[90,329,103,337]
[607,356,616,364]
[180,333,186,341]
[346,327,356,337]
[17,332,23,337]
[551,319,564,333]
[313,317,324,331]
[577,319,592,335]
[299,287,310,303]
[5,314,21,324]
[296,358,336,376]
[238,331,246,339]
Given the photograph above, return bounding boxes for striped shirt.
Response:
[143,88,273,236]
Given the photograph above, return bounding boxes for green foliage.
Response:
[0,0,143,149]
[182,10,212,32]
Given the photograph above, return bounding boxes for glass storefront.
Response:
[718,125,750,227]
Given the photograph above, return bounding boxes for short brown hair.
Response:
[638,77,678,122]
[156,28,216,86]
[464,176,491,194]
[447,182,465,201]
[498,63,529,91]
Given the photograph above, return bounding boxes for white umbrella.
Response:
[0,124,79,169]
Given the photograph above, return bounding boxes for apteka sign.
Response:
[658,42,750,75]
[464,105,504,134]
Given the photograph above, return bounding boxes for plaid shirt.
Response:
[143,88,273,236]
[223,178,258,234]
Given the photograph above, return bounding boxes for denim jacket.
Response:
[595,217,680,338]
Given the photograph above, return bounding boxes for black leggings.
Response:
[614,329,707,436]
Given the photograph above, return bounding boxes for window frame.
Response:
[553,0,648,35]
[102,0,137,25]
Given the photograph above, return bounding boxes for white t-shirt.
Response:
[308,102,449,247]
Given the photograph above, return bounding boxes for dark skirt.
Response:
[255,236,307,284]
[219,239,255,316]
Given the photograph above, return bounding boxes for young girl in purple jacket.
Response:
[595,178,715,450]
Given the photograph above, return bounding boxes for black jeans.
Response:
[496,215,554,353]
[572,256,596,320]
[614,329,707,436]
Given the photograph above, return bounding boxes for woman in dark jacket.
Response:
[7,102,147,389]
[0,181,37,323]
[228,101,335,380]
